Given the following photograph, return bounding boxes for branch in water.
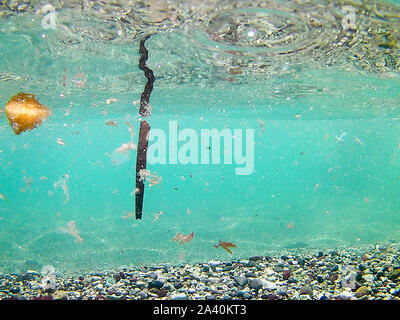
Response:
[135,35,155,220]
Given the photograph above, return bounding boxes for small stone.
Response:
[245,272,256,278]
[10,287,20,294]
[91,276,102,282]
[283,270,290,280]
[362,254,370,262]
[392,289,400,297]
[262,280,277,291]
[249,279,263,291]
[171,293,188,300]
[233,276,247,287]
[317,276,324,283]
[136,281,146,289]
[388,269,400,281]
[196,283,206,291]
[358,264,367,271]
[249,256,263,262]
[95,283,104,291]
[242,292,253,299]
[148,280,164,289]
[40,265,56,276]
[363,274,374,282]
[140,291,148,299]
[277,285,288,296]
[208,260,221,267]
[376,244,386,251]
[339,290,354,300]
[236,290,245,297]
[173,282,183,289]
[208,277,219,284]
[300,285,312,295]
[355,286,370,298]
[273,266,284,273]
[157,288,167,297]
[264,267,275,276]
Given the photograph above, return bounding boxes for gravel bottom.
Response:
[1,243,400,300]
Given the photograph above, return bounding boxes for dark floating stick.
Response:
[138,35,155,117]
[135,120,150,220]
[135,35,155,220]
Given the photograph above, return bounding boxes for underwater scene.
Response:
[0,0,399,300]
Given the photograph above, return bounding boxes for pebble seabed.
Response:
[1,243,400,300]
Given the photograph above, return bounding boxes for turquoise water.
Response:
[0,0,400,274]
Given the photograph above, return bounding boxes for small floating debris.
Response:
[153,210,163,222]
[0,193,7,201]
[172,232,194,244]
[214,240,236,254]
[116,142,135,154]
[138,169,162,187]
[20,176,33,193]
[111,142,136,165]
[5,92,51,135]
[59,220,83,243]
[106,98,118,105]
[54,174,70,204]
[57,138,66,148]
[72,72,86,88]
[105,120,118,127]
[122,211,134,220]
[131,187,140,196]
[111,122,136,165]
[355,137,364,146]
[257,119,264,133]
